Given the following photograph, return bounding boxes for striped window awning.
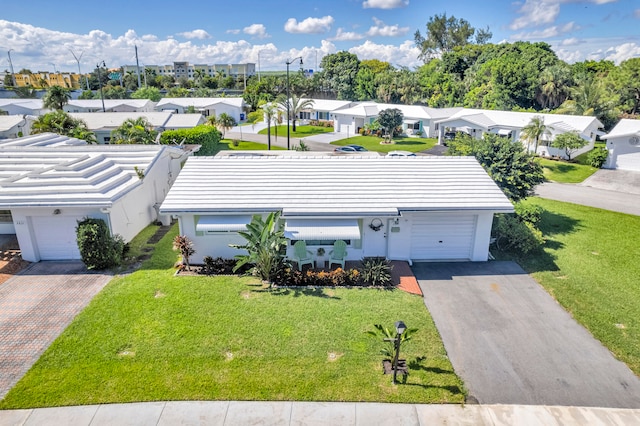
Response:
[284,219,360,240]
[196,215,252,232]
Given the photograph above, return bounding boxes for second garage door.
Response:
[31,215,83,260]
[411,213,476,260]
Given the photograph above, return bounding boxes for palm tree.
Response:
[111,117,158,144]
[216,113,236,138]
[42,86,71,110]
[262,103,277,150]
[31,110,96,143]
[277,94,314,132]
[520,116,552,154]
[537,64,572,110]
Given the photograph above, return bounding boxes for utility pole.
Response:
[69,48,90,90]
[7,49,16,87]
[135,45,142,88]
[286,57,303,150]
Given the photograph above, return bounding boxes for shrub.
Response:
[173,235,195,270]
[360,257,394,287]
[294,141,310,151]
[159,125,221,156]
[492,214,544,254]
[76,218,125,270]
[587,147,608,168]
[201,256,237,275]
[278,267,362,287]
[232,139,240,147]
[514,202,543,226]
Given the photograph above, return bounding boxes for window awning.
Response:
[403,119,419,125]
[196,215,252,232]
[284,219,360,240]
[496,129,511,136]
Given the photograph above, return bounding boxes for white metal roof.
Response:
[299,98,354,112]
[0,133,87,147]
[161,156,514,216]
[164,113,205,128]
[0,99,44,110]
[0,145,173,208]
[602,119,640,139]
[0,115,25,131]
[69,112,174,130]
[156,97,245,109]
[66,99,153,110]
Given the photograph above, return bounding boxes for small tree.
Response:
[551,132,588,161]
[173,235,195,270]
[231,211,288,285]
[216,112,236,138]
[377,108,404,143]
[42,86,71,110]
[521,116,552,154]
[76,218,125,270]
[111,117,158,144]
[31,110,96,143]
[131,86,162,102]
[277,94,314,132]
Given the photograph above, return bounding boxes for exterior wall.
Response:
[95,130,113,144]
[604,136,640,171]
[178,214,247,264]
[0,122,24,139]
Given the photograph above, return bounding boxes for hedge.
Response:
[159,125,221,156]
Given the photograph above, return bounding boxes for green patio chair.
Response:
[329,240,347,269]
[293,241,314,271]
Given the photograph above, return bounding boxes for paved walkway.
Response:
[0,262,111,400]
[414,261,640,408]
[2,401,640,425]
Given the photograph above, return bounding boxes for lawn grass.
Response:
[214,139,285,153]
[0,225,464,408]
[258,125,334,138]
[331,136,437,153]
[538,158,598,183]
[497,198,640,376]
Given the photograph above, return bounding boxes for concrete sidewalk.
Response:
[225,131,335,152]
[2,401,640,425]
[535,182,640,216]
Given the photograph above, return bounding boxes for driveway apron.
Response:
[414,261,640,408]
[0,261,111,400]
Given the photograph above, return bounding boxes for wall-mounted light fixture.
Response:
[53,209,61,215]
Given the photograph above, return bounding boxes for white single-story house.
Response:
[0,132,87,148]
[156,97,247,122]
[160,152,513,265]
[69,112,205,144]
[297,98,356,122]
[64,99,157,113]
[602,119,640,171]
[0,143,191,262]
[0,115,34,139]
[0,99,48,116]
[435,109,603,159]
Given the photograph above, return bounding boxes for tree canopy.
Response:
[31,110,96,143]
[111,117,158,144]
[42,86,71,110]
[377,108,404,141]
[415,13,492,62]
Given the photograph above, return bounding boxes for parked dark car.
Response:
[334,144,368,153]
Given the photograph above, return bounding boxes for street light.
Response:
[69,49,90,91]
[96,61,106,112]
[7,49,16,87]
[392,320,406,384]
[49,63,57,74]
[286,56,303,150]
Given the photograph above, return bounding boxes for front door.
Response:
[363,220,388,257]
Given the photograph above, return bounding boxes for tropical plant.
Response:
[262,103,277,150]
[230,211,288,284]
[294,141,310,151]
[520,116,552,153]
[492,214,544,254]
[377,108,404,142]
[587,147,608,168]
[31,110,96,143]
[42,86,71,110]
[277,94,314,132]
[173,235,195,270]
[360,257,394,287]
[365,323,417,358]
[551,132,588,160]
[111,117,158,145]
[537,64,572,109]
[159,125,221,156]
[131,86,162,102]
[216,112,236,138]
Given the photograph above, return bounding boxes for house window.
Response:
[318,111,329,120]
[412,122,420,130]
[104,137,111,144]
[300,111,311,120]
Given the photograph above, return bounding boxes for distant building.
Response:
[122,62,256,80]
[11,72,87,89]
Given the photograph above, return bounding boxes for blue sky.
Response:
[1,0,639,74]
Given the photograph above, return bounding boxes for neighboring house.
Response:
[160,153,513,265]
[0,132,87,148]
[297,98,355,123]
[0,99,48,116]
[156,97,247,122]
[64,99,157,113]
[602,119,640,171]
[69,112,205,144]
[0,115,34,139]
[435,109,603,159]
[0,143,191,262]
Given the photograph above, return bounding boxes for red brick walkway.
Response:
[390,261,423,296]
[0,261,111,399]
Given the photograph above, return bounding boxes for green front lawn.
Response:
[214,139,285,153]
[538,158,598,183]
[500,198,640,376]
[258,125,334,138]
[332,136,437,153]
[0,226,464,408]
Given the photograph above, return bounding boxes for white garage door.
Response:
[411,214,477,260]
[31,216,83,260]
[616,152,640,171]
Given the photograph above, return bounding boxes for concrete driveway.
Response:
[0,261,111,399]
[581,169,640,195]
[414,261,640,408]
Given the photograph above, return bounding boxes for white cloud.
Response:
[510,0,619,31]
[559,37,581,46]
[554,38,640,64]
[284,16,334,34]
[511,21,578,39]
[226,29,240,35]
[362,0,409,9]
[366,18,409,37]
[176,29,211,40]
[243,24,269,39]
[329,28,365,42]
[348,40,421,68]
